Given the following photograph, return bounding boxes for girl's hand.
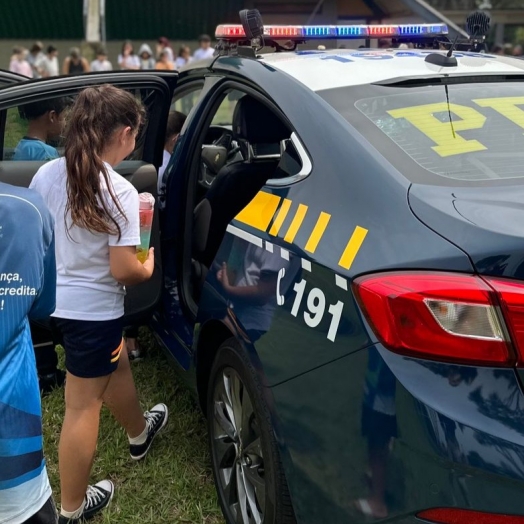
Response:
[143,247,155,277]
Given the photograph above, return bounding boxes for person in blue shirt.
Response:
[13,97,71,161]
[0,181,57,523]
[13,97,71,394]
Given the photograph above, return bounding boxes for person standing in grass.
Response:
[30,85,169,523]
[0,181,58,523]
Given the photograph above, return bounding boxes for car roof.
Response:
[257,49,524,92]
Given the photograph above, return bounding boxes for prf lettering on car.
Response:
[388,96,524,157]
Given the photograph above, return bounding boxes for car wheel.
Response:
[207,338,296,524]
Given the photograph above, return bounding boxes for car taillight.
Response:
[353,271,516,366]
[485,277,524,366]
[419,508,524,523]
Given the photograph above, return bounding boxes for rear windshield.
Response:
[319,81,524,184]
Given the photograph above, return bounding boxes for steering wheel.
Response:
[198,126,241,189]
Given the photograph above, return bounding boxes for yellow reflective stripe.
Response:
[235,191,281,231]
[284,204,308,243]
[305,212,331,253]
[338,226,368,270]
[269,198,292,236]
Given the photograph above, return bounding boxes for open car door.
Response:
[0,71,178,343]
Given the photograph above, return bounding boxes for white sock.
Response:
[128,421,147,445]
[60,499,86,519]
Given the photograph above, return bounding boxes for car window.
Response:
[171,86,202,120]
[198,87,306,184]
[2,86,159,162]
[211,90,244,126]
[320,81,524,183]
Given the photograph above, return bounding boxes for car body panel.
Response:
[409,184,524,279]
[271,345,524,523]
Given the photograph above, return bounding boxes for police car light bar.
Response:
[215,23,448,40]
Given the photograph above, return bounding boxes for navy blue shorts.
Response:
[52,317,124,378]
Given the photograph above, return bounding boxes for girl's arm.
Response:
[62,57,69,74]
[110,246,154,286]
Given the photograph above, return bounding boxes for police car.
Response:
[4,8,524,524]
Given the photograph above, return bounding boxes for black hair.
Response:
[199,34,211,42]
[47,45,57,54]
[19,96,74,120]
[165,111,186,139]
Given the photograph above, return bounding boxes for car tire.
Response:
[207,338,296,524]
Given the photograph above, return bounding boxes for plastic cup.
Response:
[137,193,155,263]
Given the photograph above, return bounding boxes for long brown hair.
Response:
[64,85,145,239]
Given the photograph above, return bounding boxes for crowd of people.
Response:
[8,34,215,78]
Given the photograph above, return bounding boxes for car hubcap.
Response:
[212,367,265,524]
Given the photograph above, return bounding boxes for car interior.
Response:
[189,92,303,301]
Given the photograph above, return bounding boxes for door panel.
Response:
[118,162,163,326]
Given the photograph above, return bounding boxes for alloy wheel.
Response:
[212,367,265,524]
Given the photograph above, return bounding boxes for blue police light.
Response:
[215,23,448,40]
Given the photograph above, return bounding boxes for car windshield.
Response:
[318,80,524,184]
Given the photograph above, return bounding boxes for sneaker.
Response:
[58,480,114,523]
[128,348,143,362]
[39,369,66,396]
[130,403,169,460]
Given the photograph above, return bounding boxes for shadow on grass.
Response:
[41,328,225,524]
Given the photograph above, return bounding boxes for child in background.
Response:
[90,49,112,72]
[14,97,72,161]
[175,45,192,69]
[158,110,187,191]
[138,43,156,70]
[155,49,175,70]
[30,85,168,523]
[9,46,33,77]
[118,40,140,70]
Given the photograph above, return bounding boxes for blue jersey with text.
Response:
[0,182,56,523]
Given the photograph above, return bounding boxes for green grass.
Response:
[5,107,26,150]
[42,329,225,524]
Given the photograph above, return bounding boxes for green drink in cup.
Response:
[137,192,155,263]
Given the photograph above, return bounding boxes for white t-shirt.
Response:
[29,157,140,321]
[158,149,171,193]
[90,59,113,72]
[193,47,215,61]
[37,55,59,77]
[118,54,140,69]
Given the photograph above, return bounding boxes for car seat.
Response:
[191,96,290,295]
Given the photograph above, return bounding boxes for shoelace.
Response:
[144,410,163,432]
[85,485,106,509]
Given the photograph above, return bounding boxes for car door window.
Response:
[2,86,163,162]
[171,86,202,119]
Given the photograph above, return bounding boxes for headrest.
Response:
[233,96,290,144]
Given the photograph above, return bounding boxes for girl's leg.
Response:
[102,346,146,438]
[59,372,111,512]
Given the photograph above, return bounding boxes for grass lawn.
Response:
[42,329,225,524]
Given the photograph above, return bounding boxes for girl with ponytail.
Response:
[30,85,169,523]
